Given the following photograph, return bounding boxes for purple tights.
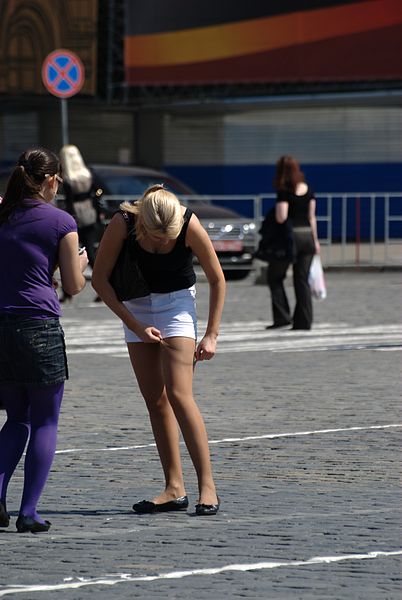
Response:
[0,383,64,523]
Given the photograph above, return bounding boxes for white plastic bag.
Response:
[309,255,327,300]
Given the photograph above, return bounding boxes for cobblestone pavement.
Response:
[0,272,401,599]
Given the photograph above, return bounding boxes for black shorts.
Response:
[0,315,68,386]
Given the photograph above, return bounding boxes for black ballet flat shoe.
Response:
[195,496,221,516]
[0,502,10,528]
[133,495,189,514]
[16,515,51,533]
[265,322,291,330]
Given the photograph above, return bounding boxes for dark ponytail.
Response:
[0,147,60,224]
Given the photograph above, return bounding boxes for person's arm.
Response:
[186,214,226,361]
[91,213,161,343]
[308,198,320,254]
[58,232,88,295]
[275,192,289,224]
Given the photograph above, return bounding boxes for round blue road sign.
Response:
[42,49,85,98]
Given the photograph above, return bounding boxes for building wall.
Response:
[0,0,97,95]
[0,0,137,166]
[163,103,402,195]
[1,0,400,200]
[0,103,134,166]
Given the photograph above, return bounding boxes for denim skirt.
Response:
[0,315,68,385]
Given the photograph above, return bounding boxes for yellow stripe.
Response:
[125,0,402,67]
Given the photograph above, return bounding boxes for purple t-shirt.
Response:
[0,198,77,318]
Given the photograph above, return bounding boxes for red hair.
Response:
[273,156,305,193]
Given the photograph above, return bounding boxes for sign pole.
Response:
[60,98,69,146]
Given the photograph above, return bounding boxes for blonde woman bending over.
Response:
[92,185,225,515]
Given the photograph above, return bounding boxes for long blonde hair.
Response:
[121,185,183,240]
[59,145,92,194]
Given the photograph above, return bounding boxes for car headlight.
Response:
[242,222,256,233]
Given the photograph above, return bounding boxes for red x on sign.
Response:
[42,49,85,98]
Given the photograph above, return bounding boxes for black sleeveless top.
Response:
[276,186,315,227]
[133,207,196,293]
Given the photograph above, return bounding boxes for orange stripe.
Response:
[125,0,402,67]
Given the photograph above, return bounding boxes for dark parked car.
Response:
[86,164,256,280]
[0,163,256,280]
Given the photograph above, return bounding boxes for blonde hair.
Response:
[121,185,183,241]
[59,145,92,193]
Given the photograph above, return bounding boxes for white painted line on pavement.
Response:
[208,423,402,444]
[62,321,400,355]
[56,442,156,454]
[61,321,402,358]
[377,347,402,351]
[0,549,400,596]
[55,423,402,455]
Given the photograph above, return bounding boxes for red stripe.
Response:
[125,25,402,85]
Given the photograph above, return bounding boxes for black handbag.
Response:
[109,211,150,301]
[254,208,295,263]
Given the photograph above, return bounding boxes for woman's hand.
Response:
[134,324,162,343]
[195,334,217,361]
[79,249,89,272]
[315,240,321,254]
[186,214,225,361]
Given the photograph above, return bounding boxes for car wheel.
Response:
[223,269,251,281]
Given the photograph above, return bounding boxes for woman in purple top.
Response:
[0,148,88,533]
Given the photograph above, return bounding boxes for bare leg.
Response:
[160,337,218,506]
[127,342,186,504]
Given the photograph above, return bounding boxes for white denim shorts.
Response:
[123,285,197,343]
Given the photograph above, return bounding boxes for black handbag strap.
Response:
[119,210,135,236]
